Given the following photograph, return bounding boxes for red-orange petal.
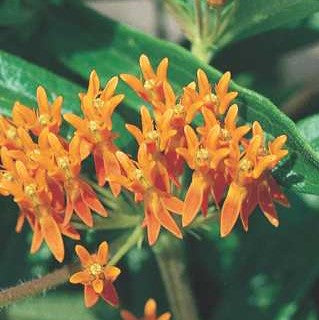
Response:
[100,281,119,306]
[84,285,99,308]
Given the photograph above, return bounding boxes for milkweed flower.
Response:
[44,132,108,227]
[220,122,289,237]
[64,70,123,194]
[12,86,63,136]
[121,55,168,104]
[121,298,171,320]
[70,241,121,308]
[0,148,79,262]
[111,144,183,245]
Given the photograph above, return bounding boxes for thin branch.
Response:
[0,264,78,308]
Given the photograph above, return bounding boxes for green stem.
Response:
[108,226,143,266]
[194,0,203,38]
[153,235,200,320]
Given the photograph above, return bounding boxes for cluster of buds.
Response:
[0,54,289,263]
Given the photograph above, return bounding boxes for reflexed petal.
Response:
[92,278,104,294]
[240,186,257,231]
[30,221,43,254]
[101,281,119,306]
[84,285,99,308]
[182,174,205,226]
[220,183,247,237]
[74,195,93,227]
[40,214,64,262]
[145,202,161,246]
[69,271,91,284]
[162,195,183,214]
[267,174,290,207]
[258,181,279,227]
[97,241,109,265]
[157,201,182,239]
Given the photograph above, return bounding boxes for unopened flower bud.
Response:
[207,0,227,7]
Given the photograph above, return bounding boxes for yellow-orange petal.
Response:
[145,298,157,316]
[69,271,91,284]
[120,74,146,94]
[97,241,109,265]
[126,124,144,145]
[37,86,49,114]
[159,313,172,320]
[92,278,104,294]
[156,57,169,80]
[197,69,210,96]
[220,183,247,237]
[140,54,156,80]
[104,266,121,282]
[216,71,231,96]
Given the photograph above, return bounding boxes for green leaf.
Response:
[30,4,319,194]
[220,0,319,46]
[297,114,319,153]
[0,50,129,147]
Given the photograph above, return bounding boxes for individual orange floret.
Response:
[0,116,23,150]
[0,148,79,262]
[70,241,121,308]
[178,105,250,226]
[12,86,62,136]
[188,69,238,116]
[64,71,123,195]
[121,298,171,320]
[220,122,289,237]
[121,54,168,104]
[111,144,183,245]
[43,132,108,227]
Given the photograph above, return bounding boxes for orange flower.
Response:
[111,144,183,245]
[121,55,168,104]
[0,148,79,262]
[121,298,171,320]
[64,70,123,194]
[70,241,121,308]
[12,86,62,136]
[178,105,250,226]
[0,116,22,150]
[220,122,289,237]
[187,69,238,116]
[43,132,108,227]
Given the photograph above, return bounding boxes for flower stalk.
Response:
[0,264,78,308]
[153,235,200,320]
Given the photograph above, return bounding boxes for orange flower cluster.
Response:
[0,84,110,262]
[0,54,289,263]
[121,298,171,320]
[70,241,121,308]
[120,55,289,241]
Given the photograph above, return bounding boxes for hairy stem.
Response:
[0,264,78,308]
[153,235,200,320]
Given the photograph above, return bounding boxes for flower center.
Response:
[195,148,210,166]
[204,93,218,105]
[39,114,51,126]
[147,130,160,141]
[220,128,231,141]
[173,104,186,117]
[57,157,69,170]
[25,184,37,198]
[144,79,156,90]
[89,263,103,276]
[93,98,104,110]
[89,120,99,133]
[2,172,13,181]
[6,127,17,140]
[239,159,253,172]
